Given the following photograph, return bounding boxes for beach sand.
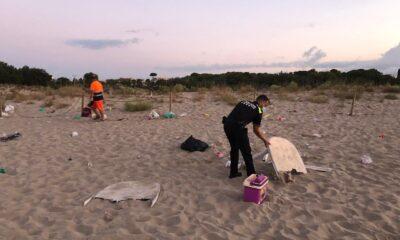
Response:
[0,91,399,239]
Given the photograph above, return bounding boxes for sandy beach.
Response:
[0,90,399,240]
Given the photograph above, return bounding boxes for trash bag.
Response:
[4,105,14,113]
[163,112,176,119]
[0,132,21,142]
[148,110,160,120]
[181,135,209,152]
[81,107,92,117]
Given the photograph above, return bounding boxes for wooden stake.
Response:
[81,92,85,110]
[0,97,3,118]
[169,87,172,112]
[349,91,356,116]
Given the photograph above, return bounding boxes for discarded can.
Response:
[0,168,6,174]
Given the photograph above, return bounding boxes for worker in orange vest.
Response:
[89,74,107,120]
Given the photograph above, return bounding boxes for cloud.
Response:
[302,46,327,65]
[127,28,159,36]
[159,43,400,75]
[66,38,140,50]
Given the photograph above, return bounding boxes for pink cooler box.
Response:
[243,174,269,204]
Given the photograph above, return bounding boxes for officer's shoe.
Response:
[229,172,243,179]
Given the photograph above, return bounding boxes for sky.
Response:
[1,0,400,79]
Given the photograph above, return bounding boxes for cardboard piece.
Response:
[268,137,307,177]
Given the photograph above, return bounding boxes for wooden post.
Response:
[169,87,172,112]
[81,92,85,110]
[0,97,3,118]
[349,91,356,116]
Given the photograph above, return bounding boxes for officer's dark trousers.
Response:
[224,123,255,176]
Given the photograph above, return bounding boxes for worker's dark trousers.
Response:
[224,123,255,177]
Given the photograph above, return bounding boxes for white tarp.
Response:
[84,181,161,207]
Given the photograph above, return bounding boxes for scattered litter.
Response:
[0,168,6,174]
[312,133,322,138]
[203,113,210,117]
[302,133,322,138]
[379,133,384,139]
[225,160,244,169]
[361,155,373,165]
[216,152,225,159]
[73,115,81,120]
[5,105,14,113]
[313,118,320,122]
[163,112,176,119]
[305,165,332,172]
[39,107,45,112]
[277,116,285,121]
[106,106,112,112]
[83,181,161,207]
[87,162,93,168]
[262,153,270,163]
[0,112,8,117]
[180,135,209,152]
[71,131,79,137]
[147,110,160,120]
[0,132,22,142]
[179,113,187,117]
[68,157,72,161]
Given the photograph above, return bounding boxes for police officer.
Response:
[223,95,271,179]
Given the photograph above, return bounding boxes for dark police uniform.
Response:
[223,100,263,177]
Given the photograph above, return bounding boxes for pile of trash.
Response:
[1,105,14,117]
[146,110,178,120]
[1,132,22,142]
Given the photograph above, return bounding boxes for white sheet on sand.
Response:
[83,181,161,207]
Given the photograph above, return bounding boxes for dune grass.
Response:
[383,94,398,100]
[306,95,329,104]
[382,85,400,94]
[124,102,153,112]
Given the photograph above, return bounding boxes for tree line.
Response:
[0,60,399,90]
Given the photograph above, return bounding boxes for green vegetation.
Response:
[1,60,399,91]
[383,94,398,100]
[124,102,153,112]
[382,85,400,93]
[307,95,329,104]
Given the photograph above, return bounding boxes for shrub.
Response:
[269,85,281,91]
[286,81,299,92]
[219,93,237,105]
[318,81,332,90]
[56,86,84,97]
[124,102,152,112]
[193,92,205,102]
[383,94,398,100]
[197,87,208,94]
[41,99,54,107]
[382,85,400,93]
[239,85,254,93]
[307,95,329,104]
[55,102,70,109]
[173,84,186,92]
[158,86,170,94]
[333,89,363,100]
[277,92,295,101]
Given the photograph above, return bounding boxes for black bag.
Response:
[81,107,92,117]
[180,135,209,152]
